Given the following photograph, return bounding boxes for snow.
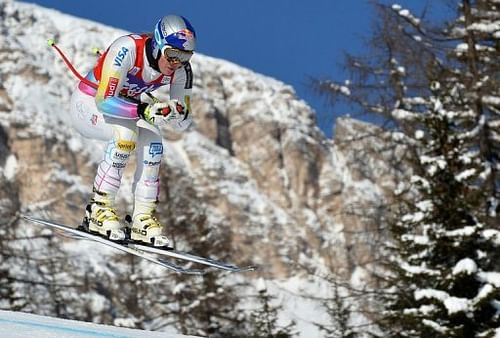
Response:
[271,276,332,337]
[468,22,500,34]
[445,225,478,237]
[415,130,425,139]
[401,234,430,245]
[416,200,434,212]
[476,284,495,302]
[392,5,421,26]
[0,310,200,338]
[444,297,469,314]
[422,319,447,334]
[255,277,267,292]
[415,269,500,317]
[402,211,425,223]
[478,272,500,287]
[455,168,477,182]
[482,95,500,106]
[483,229,500,245]
[401,262,440,276]
[414,288,449,302]
[3,154,18,181]
[392,108,418,121]
[415,289,470,315]
[452,258,477,275]
[420,155,447,176]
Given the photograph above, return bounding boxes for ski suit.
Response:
[69,33,193,204]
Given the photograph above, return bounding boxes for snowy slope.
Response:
[0,310,201,338]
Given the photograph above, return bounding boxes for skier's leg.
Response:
[70,89,136,240]
[130,123,169,246]
[93,118,138,195]
[86,118,138,240]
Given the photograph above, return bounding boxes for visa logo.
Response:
[114,47,129,67]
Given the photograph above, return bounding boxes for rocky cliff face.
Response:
[0,0,399,280]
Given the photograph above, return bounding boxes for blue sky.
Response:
[25,0,452,137]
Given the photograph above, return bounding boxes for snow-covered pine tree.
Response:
[0,127,27,311]
[153,169,248,336]
[0,201,24,310]
[313,275,355,338]
[383,76,500,337]
[245,278,297,338]
[311,2,443,335]
[105,254,151,329]
[36,233,77,318]
[378,1,500,336]
[312,1,499,336]
[451,0,500,232]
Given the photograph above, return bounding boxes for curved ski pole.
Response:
[47,39,98,89]
[50,40,161,104]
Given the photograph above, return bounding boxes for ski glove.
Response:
[138,100,189,126]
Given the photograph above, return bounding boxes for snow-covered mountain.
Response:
[0,0,400,336]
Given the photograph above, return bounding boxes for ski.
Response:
[22,215,204,275]
[23,215,257,274]
[128,243,257,273]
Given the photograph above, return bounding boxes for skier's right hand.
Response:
[139,100,179,126]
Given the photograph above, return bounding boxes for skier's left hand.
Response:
[162,99,188,124]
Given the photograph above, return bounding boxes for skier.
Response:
[68,15,196,247]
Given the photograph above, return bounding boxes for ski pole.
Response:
[47,38,160,103]
[47,38,98,89]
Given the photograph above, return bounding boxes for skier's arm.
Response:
[139,63,193,128]
[94,36,140,119]
[168,63,193,131]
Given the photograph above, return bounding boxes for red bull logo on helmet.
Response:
[176,29,194,49]
[165,29,195,50]
[177,29,194,39]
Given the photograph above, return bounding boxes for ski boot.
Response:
[130,200,170,247]
[82,189,127,241]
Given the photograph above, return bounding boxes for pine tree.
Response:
[380,1,499,336]
[165,211,247,336]
[0,213,25,311]
[383,76,500,337]
[14,220,85,319]
[313,1,499,337]
[314,277,358,338]
[150,167,248,336]
[0,127,28,311]
[245,278,296,338]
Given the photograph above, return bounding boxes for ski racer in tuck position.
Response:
[69,15,196,247]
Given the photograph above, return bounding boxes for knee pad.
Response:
[133,141,163,201]
[104,124,137,169]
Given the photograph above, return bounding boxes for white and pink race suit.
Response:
[69,33,193,204]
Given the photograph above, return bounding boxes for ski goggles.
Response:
[162,46,193,64]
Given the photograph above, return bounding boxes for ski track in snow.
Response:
[0,310,200,338]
